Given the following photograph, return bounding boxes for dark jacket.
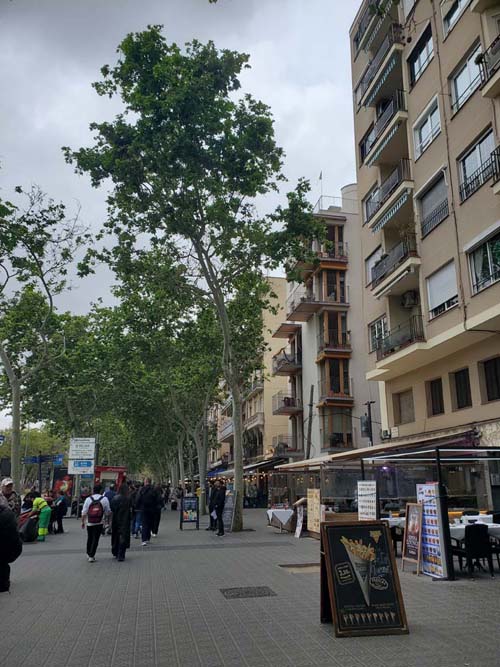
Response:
[111,494,132,549]
[136,485,158,513]
[0,505,23,564]
[212,487,226,512]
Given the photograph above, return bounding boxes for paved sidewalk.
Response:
[2,509,500,667]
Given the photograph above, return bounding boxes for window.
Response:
[443,0,471,35]
[393,389,415,425]
[409,26,433,86]
[360,125,376,162]
[427,378,444,416]
[451,368,472,409]
[363,185,379,223]
[369,316,387,352]
[459,129,495,202]
[414,99,440,158]
[426,261,458,319]
[365,246,383,284]
[420,174,449,237]
[328,359,350,395]
[450,44,481,113]
[468,230,500,293]
[321,408,352,449]
[483,357,500,402]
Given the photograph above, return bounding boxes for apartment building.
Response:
[350,0,500,502]
[216,276,291,466]
[271,185,382,460]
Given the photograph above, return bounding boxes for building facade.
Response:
[272,184,382,461]
[350,0,500,504]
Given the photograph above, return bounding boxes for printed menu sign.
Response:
[416,483,448,579]
[402,503,422,573]
[357,481,378,521]
[179,496,199,530]
[307,488,321,534]
[320,521,408,637]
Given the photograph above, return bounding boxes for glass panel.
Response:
[421,175,447,218]
[479,131,495,164]
[484,358,500,402]
[470,243,492,290]
[454,369,472,409]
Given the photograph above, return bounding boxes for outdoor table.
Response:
[449,522,500,541]
[267,508,294,533]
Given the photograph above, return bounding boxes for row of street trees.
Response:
[1,27,319,529]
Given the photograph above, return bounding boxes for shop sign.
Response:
[416,483,449,579]
[402,503,422,573]
[179,496,199,530]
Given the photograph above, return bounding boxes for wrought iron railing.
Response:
[365,159,411,222]
[360,90,406,161]
[317,330,351,352]
[272,349,302,374]
[353,1,382,53]
[376,315,425,361]
[492,147,500,184]
[477,35,500,87]
[421,199,449,237]
[459,154,495,202]
[244,412,265,430]
[357,24,404,99]
[315,241,349,260]
[371,234,417,286]
[272,393,303,413]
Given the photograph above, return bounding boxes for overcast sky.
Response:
[0,0,359,427]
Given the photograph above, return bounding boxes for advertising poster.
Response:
[179,496,199,530]
[295,505,304,538]
[402,503,422,573]
[222,490,237,533]
[321,521,408,637]
[416,483,449,579]
[357,481,378,521]
[307,488,321,534]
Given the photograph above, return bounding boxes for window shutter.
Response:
[421,175,447,219]
[427,262,457,312]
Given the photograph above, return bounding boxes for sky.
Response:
[0,0,360,427]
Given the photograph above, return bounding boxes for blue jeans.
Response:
[133,511,142,535]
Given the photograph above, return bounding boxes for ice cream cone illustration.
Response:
[341,536,375,606]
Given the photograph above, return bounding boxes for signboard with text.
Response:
[307,488,321,534]
[357,481,378,521]
[68,459,95,475]
[69,438,96,460]
[180,496,199,530]
[320,521,408,637]
[416,483,449,579]
[402,503,422,573]
[222,490,237,533]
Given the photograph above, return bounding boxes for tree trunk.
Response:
[10,378,22,491]
[177,438,185,490]
[231,383,244,531]
[194,429,208,515]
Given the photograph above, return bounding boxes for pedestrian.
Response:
[104,484,116,503]
[110,483,132,561]
[136,478,159,546]
[0,495,23,593]
[0,478,20,517]
[32,496,52,542]
[54,491,68,534]
[212,480,226,537]
[151,482,163,537]
[130,484,142,538]
[81,484,111,562]
[206,482,216,531]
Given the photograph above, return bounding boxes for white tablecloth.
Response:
[449,522,500,541]
[267,509,294,526]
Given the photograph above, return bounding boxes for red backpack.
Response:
[87,495,104,524]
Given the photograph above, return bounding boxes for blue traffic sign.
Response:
[72,460,92,468]
[22,456,40,465]
[0,435,5,444]
[21,453,64,465]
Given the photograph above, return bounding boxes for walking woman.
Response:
[110,483,132,561]
[32,496,52,542]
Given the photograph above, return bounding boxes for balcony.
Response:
[421,199,449,237]
[272,322,301,339]
[321,431,353,452]
[245,376,264,399]
[286,283,349,322]
[459,152,496,202]
[317,330,352,356]
[356,24,405,107]
[376,315,425,361]
[218,418,234,442]
[244,412,265,431]
[492,147,500,196]
[371,235,420,298]
[365,160,413,232]
[318,379,353,405]
[272,393,303,416]
[315,241,349,265]
[272,348,302,375]
[471,0,499,10]
[360,90,407,167]
[271,434,304,458]
[478,35,500,98]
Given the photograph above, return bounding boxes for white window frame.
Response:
[450,43,482,113]
[458,128,495,201]
[365,246,383,285]
[414,97,441,159]
[369,315,387,353]
[468,230,500,294]
[426,260,459,319]
[442,0,472,36]
[408,24,434,87]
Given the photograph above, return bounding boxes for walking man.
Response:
[212,480,226,537]
[136,478,159,546]
[54,491,68,534]
[0,495,22,593]
[81,484,111,562]
[110,483,132,561]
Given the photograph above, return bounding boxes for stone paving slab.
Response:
[2,509,500,666]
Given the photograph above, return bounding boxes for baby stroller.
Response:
[18,511,39,543]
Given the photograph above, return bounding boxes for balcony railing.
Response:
[218,418,234,441]
[376,315,425,361]
[371,234,417,286]
[360,90,406,161]
[321,431,353,450]
[313,195,343,213]
[365,159,411,223]
[478,35,500,87]
[357,24,404,100]
[244,412,265,430]
[271,434,302,455]
[492,147,500,184]
[318,379,352,401]
[459,154,496,202]
[272,349,302,375]
[353,1,382,53]
[286,283,314,315]
[421,199,449,237]
[317,330,351,352]
[272,393,303,415]
[317,283,349,305]
[245,376,264,397]
[315,241,349,261]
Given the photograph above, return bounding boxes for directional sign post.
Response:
[68,459,95,475]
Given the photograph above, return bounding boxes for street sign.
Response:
[21,453,64,465]
[68,459,95,475]
[51,454,64,466]
[69,437,95,460]
[22,456,40,465]
[0,435,5,444]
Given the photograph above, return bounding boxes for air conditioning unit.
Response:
[401,290,419,308]
[380,429,392,440]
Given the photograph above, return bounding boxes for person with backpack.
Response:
[81,484,111,562]
[0,495,22,592]
[136,478,159,546]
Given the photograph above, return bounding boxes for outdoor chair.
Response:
[452,524,494,578]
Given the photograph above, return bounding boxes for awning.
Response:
[365,55,397,107]
[372,191,409,233]
[366,121,401,167]
[206,467,227,478]
[208,458,287,478]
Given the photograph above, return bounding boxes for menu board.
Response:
[321,521,408,637]
[416,483,448,579]
[295,505,304,538]
[222,490,237,533]
[307,489,321,534]
[357,481,378,521]
[402,503,422,573]
[179,496,199,530]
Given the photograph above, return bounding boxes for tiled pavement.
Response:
[2,509,500,667]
